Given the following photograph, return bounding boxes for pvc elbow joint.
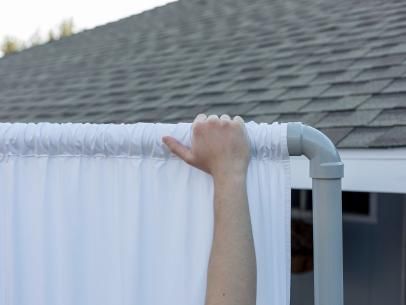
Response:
[287,122,344,179]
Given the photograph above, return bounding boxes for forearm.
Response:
[162,114,255,304]
[205,174,257,305]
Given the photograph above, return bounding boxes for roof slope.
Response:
[1,0,406,148]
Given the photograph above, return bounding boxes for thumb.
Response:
[162,136,195,164]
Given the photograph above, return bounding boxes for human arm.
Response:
[162,114,257,305]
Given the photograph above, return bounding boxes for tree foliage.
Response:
[59,19,75,38]
[1,18,76,57]
[1,36,24,56]
[48,30,55,42]
[29,30,42,47]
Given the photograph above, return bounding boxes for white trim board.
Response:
[290,148,406,194]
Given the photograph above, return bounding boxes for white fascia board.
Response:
[290,148,406,194]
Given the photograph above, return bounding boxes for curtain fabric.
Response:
[0,122,291,305]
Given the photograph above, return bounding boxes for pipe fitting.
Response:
[287,122,344,179]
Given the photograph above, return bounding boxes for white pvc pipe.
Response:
[287,123,344,305]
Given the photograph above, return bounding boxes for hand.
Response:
[162,114,250,181]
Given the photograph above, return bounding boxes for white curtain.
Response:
[0,122,291,305]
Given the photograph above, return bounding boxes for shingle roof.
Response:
[1,0,406,148]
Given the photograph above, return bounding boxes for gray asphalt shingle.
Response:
[277,85,329,100]
[319,127,354,144]
[311,70,361,85]
[247,114,279,124]
[300,95,370,112]
[247,99,310,115]
[315,110,381,128]
[370,108,406,126]
[354,65,406,81]
[270,74,317,88]
[383,78,406,93]
[277,112,327,125]
[338,127,390,148]
[237,89,286,103]
[350,54,406,69]
[359,93,406,109]
[371,126,406,147]
[320,80,391,97]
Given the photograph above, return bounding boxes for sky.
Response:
[0,0,176,42]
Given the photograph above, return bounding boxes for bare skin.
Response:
[162,113,257,305]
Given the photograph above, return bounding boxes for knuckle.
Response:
[230,120,240,128]
[193,121,205,135]
[194,121,203,128]
[207,118,219,126]
[219,119,229,127]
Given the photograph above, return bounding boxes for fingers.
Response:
[233,115,244,125]
[192,114,207,131]
[162,136,194,164]
[193,113,207,124]
[192,113,245,126]
[194,113,236,122]
[207,114,219,122]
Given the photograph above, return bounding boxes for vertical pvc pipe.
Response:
[312,178,344,305]
[287,122,344,305]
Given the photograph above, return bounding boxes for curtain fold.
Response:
[0,122,291,305]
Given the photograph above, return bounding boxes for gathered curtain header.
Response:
[0,122,288,160]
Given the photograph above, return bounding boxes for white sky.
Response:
[0,0,176,42]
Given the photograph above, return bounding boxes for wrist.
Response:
[212,170,247,187]
[210,160,248,180]
[212,171,248,213]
